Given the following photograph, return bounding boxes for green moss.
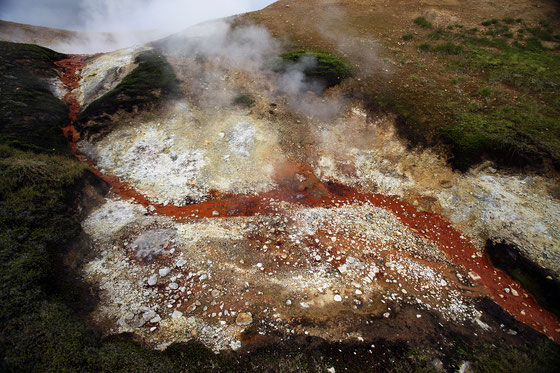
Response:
[232,93,256,107]
[76,51,180,134]
[279,49,353,88]
[413,16,433,29]
[442,103,560,170]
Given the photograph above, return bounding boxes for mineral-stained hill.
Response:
[3,0,560,371]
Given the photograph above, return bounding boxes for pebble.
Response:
[169,282,179,290]
[176,258,187,267]
[236,312,253,326]
[159,267,171,277]
[334,294,342,302]
[511,288,519,297]
[147,275,158,286]
[468,272,481,281]
[212,210,220,216]
[172,310,183,318]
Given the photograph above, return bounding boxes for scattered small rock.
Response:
[334,294,342,302]
[236,312,253,326]
[147,275,158,286]
[172,310,183,318]
[159,267,171,277]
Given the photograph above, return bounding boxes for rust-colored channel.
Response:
[55,55,560,342]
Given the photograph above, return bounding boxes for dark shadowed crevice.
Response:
[486,239,560,318]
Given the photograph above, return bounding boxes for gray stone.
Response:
[169,282,179,290]
[147,275,158,286]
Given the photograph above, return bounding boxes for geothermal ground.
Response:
[49,20,560,355]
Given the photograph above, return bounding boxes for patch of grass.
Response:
[413,16,433,29]
[418,42,431,52]
[432,42,464,55]
[76,50,180,134]
[427,28,451,40]
[527,26,554,41]
[476,87,493,98]
[442,103,560,169]
[451,76,465,85]
[402,33,414,41]
[279,49,353,88]
[502,17,515,25]
[232,93,255,108]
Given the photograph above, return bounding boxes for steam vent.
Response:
[1,0,560,371]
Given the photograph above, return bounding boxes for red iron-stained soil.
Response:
[55,55,560,342]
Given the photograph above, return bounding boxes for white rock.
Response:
[159,267,171,277]
[147,275,158,286]
[511,288,519,296]
[334,294,342,302]
[169,282,179,290]
[171,310,183,318]
[468,271,481,281]
[176,258,187,267]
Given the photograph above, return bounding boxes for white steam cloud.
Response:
[159,20,348,121]
[1,0,276,54]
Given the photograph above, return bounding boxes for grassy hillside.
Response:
[247,0,560,171]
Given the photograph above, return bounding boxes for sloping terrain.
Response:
[1,0,560,372]
[0,19,168,54]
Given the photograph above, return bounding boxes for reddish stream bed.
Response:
[55,55,560,342]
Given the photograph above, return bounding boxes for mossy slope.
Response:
[0,41,69,153]
[76,50,180,135]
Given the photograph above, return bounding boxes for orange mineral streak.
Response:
[56,54,560,342]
